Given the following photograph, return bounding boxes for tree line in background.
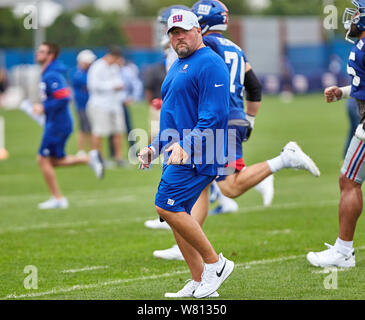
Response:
[0,0,351,48]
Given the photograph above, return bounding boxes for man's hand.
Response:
[166,143,189,165]
[324,86,343,103]
[138,147,154,170]
[33,103,44,115]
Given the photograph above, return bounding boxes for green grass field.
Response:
[1,94,365,300]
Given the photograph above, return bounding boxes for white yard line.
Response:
[61,266,109,274]
[0,199,338,235]
[4,246,365,300]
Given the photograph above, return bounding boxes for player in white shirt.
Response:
[87,47,126,164]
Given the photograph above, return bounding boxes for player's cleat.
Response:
[254,174,274,207]
[209,197,238,215]
[307,243,355,268]
[144,218,171,230]
[193,253,234,299]
[281,141,320,177]
[165,280,219,298]
[153,245,184,261]
[88,150,104,179]
[38,197,68,210]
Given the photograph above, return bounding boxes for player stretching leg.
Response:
[34,42,104,209]
[152,0,320,264]
[307,1,365,268]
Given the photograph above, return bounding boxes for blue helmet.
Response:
[157,5,191,25]
[343,0,365,42]
[191,0,228,35]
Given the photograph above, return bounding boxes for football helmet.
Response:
[343,0,365,43]
[192,0,228,34]
[157,5,191,25]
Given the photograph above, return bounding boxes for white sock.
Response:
[335,237,353,249]
[267,156,284,173]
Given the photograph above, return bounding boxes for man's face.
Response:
[348,22,362,38]
[36,45,51,65]
[169,27,202,58]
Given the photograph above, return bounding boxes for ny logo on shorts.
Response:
[173,15,183,23]
[167,199,175,206]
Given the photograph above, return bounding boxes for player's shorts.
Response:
[216,121,248,182]
[38,131,71,158]
[87,105,126,137]
[341,135,365,184]
[77,109,91,133]
[155,164,215,214]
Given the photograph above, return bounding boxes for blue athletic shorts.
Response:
[155,164,215,214]
[38,131,71,158]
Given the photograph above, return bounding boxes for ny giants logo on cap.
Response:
[172,15,183,23]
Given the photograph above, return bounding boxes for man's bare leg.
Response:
[168,186,210,281]
[50,155,89,167]
[37,155,63,199]
[156,206,218,264]
[338,174,363,241]
[218,162,272,198]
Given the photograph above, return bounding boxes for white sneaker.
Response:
[144,218,171,230]
[193,253,234,299]
[254,174,274,207]
[307,243,355,268]
[153,245,184,261]
[38,197,68,210]
[165,280,219,298]
[88,150,104,179]
[281,142,320,177]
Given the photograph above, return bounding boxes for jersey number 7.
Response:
[224,51,245,97]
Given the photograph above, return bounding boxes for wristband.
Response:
[340,86,351,99]
[246,114,255,128]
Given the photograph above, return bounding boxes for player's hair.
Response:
[107,46,123,57]
[42,42,60,60]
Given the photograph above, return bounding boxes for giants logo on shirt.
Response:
[173,15,183,23]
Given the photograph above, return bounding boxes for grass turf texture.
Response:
[1,94,365,300]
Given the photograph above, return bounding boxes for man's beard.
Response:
[175,43,191,58]
[348,23,362,38]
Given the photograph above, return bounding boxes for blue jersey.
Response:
[151,46,229,176]
[348,38,365,101]
[40,59,72,136]
[203,33,247,121]
[71,67,89,110]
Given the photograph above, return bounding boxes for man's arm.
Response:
[244,63,262,137]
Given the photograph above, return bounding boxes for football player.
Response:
[307,0,365,268]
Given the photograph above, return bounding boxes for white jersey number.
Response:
[348,52,360,87]
[224,51,245,96]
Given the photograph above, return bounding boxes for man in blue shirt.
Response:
[71,49,96,155]
[33,42,104,210]
[138,10,234,299]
